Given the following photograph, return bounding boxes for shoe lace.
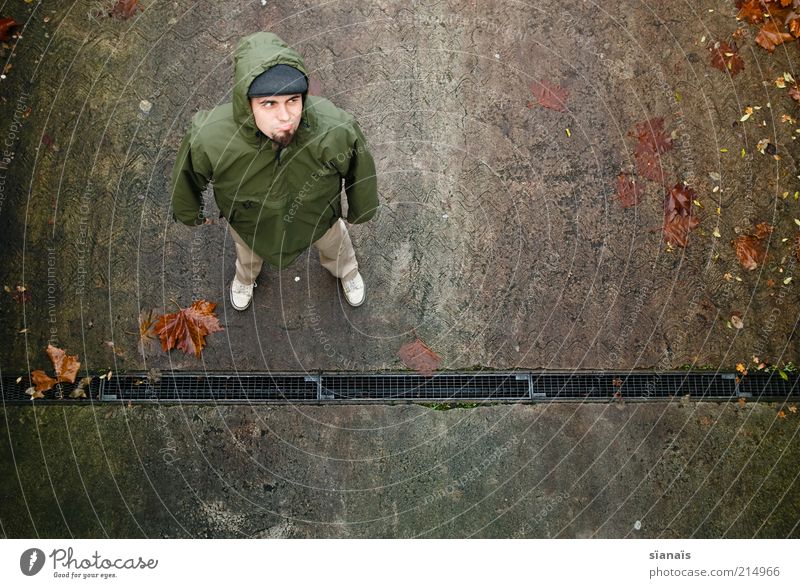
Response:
[343,277,359,293]
[232,280,254,295]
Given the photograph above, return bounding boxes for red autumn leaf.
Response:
[398,339,441,376]
[615,173,644,208]
[109,0,140,19]
[789,85,800,102]
[634,142,667,183]
[31,370,57,393]
[663,184,700,247]
[709,41,745,75]
[153,299,224,358]
[0,17,18,42]
[755,21,794,51]
[737,0,766,24]
[529,79,569,112]
[733,222,773,270]
[632,117,674,154]
[46,344,81,383]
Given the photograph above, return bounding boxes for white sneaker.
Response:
[230,278,255,311]
[341,271,365,307]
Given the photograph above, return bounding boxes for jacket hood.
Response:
[232,32,309,138]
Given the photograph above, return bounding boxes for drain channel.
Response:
[1,371,798,404]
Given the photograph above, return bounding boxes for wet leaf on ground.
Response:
[663,184,700,247]
[709,41,745,75]
[733,222,773,270]
[153,300,224,358]
[615,173,644,208]
[529,79,569,112]
[398,339,441,376]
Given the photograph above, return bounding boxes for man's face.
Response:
[250,94,303,147]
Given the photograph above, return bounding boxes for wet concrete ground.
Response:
[1,0,799,537]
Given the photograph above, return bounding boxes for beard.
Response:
[271,128,296,147]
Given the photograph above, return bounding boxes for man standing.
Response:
[170,32,378,310]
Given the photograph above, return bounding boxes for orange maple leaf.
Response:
[615,173,644,208]
[31,370,57,393]
[529,80,569,112]
[153,300,224,358]
[46,344,80,383]
[755,21,794,51]
[737,0,766,24]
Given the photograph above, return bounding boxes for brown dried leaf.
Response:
[529,79,569,112]
[398,339,442,376]
[25,386,44,400]
[789,85,800,102]
[46,344,80,383]
[153,299,224,358]
[709,41,745,75]
[755,21,794,51]
[69,376,92,399]
[31,370,57,393]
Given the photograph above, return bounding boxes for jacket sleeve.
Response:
[170,119,213,226]
[343,121,378,224]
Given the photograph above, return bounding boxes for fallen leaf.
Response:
[709,41,745,75]
[663,184,700,247]
[733,222,772,270]
[398,339,442,376]
[11,284,31,303]
[25,386,44,400]
[615,173,644,208]
[631,117,673,154]
[46,344,80,383]
[153,299,224,358]
[755,21,794,51]
[529,79,569,112]
[738,397,746,408]
[737,0,766,24]
[789,405,798,414]
[109,0,140,19]
[731,314,744,329]
[777,410,787,419]
[0,17,19,42]
[138,309,158,355]
[69,376,92,399]
[736,362,747,374]
[789,86,800,102]
[31,370,57,393]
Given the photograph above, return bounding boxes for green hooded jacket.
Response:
[170,32,378,269]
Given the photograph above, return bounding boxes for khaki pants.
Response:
[229,219,358,285]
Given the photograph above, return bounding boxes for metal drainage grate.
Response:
[1,371,798,404]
